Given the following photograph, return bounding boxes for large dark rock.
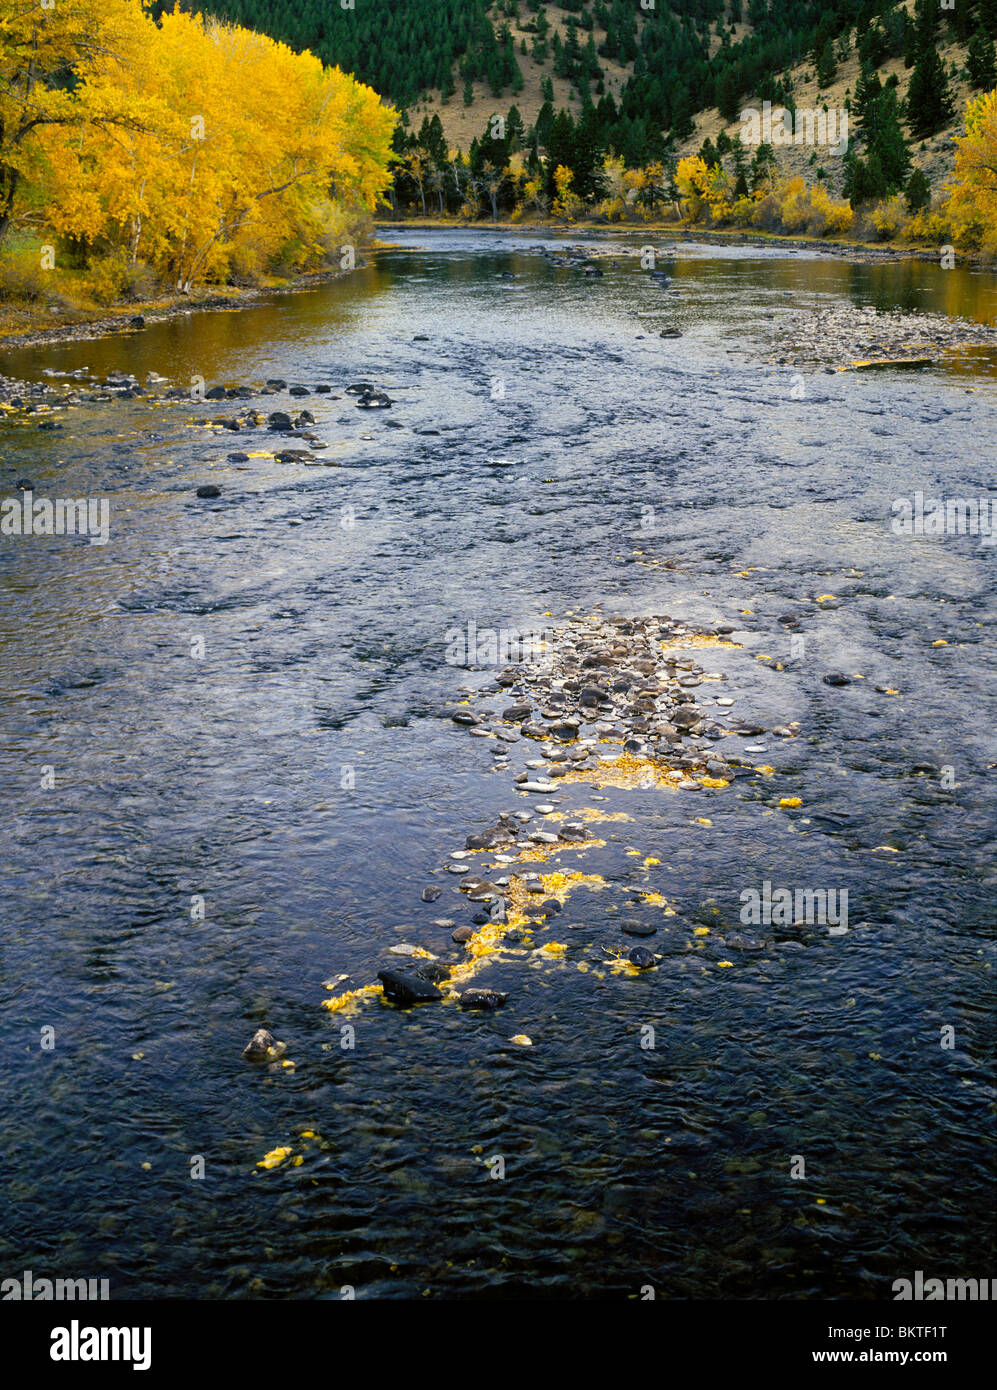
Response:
[377,970,443,1005]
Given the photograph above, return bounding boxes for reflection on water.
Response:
[0,229,994,1299]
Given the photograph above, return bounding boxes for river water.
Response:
[0,228,994,1299]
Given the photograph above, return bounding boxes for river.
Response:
[0,228,994,1298]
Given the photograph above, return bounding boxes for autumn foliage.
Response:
[0,1,395,293]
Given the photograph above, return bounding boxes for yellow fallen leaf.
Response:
[258,1146,292,1170]
[539,941,567,956]
[509,1035,533,1046]
[717,961,734,967]
[644,856,661,866]
[779,797,802,808]
[816,594,835,602]
[693,927,709,936]
[932,640,948,646]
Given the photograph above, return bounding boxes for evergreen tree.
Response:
[906,0,954,139]
[967,28,997,89]
[816,40,836,88]
[865,85,910,192]
[904,166,931,211]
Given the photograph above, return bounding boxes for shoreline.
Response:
[0,265,355,357]
[376,217,986,266]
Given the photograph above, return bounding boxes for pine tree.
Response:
[906,0,954,139]
[866,85,911,192]
[967,29,997,89]
[816,41,836,89]
[905,167,931,211]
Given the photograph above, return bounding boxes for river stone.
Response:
[621,921,657,938]
[377,970,442,1005]
[823,672,852,686]
[628,946,657,969]
[243,1028,278,1060]
[415,961,451,984]
[195,485,221,498]
[452,925,474,943]
[421,886,442,902]
[459,988,508,1010]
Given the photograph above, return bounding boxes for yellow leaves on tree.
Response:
[674,155,730,222]
[551,164,583,222]
[8,0,395,289]
[945,89,997,254]
[0,0,144,237]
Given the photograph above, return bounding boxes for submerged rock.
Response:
[459,988,508,1009]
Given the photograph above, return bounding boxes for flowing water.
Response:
[0,228,994,1299]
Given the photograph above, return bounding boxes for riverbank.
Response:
[379,216,985,266]
[0,264,357,353]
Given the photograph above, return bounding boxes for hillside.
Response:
[174,0,997,249]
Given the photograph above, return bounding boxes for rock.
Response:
[265,378,287,390]
[243,1028,277,1060]
[459,988,508,1009]
[621,921,657,938]
[502,703,532,721]
[227,452,250,462]
[376,970,442,1005]
[288,385,310,396]
[823,672,852,686]
[421,886,442,902]
[415,961,451,984]
[195,484,221,498]
[267,411,294,431]
[129,315,145,328]
[204,385,227,400]
[726,933,766,952]
[628,946,656,969]
[452,925,474,943]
